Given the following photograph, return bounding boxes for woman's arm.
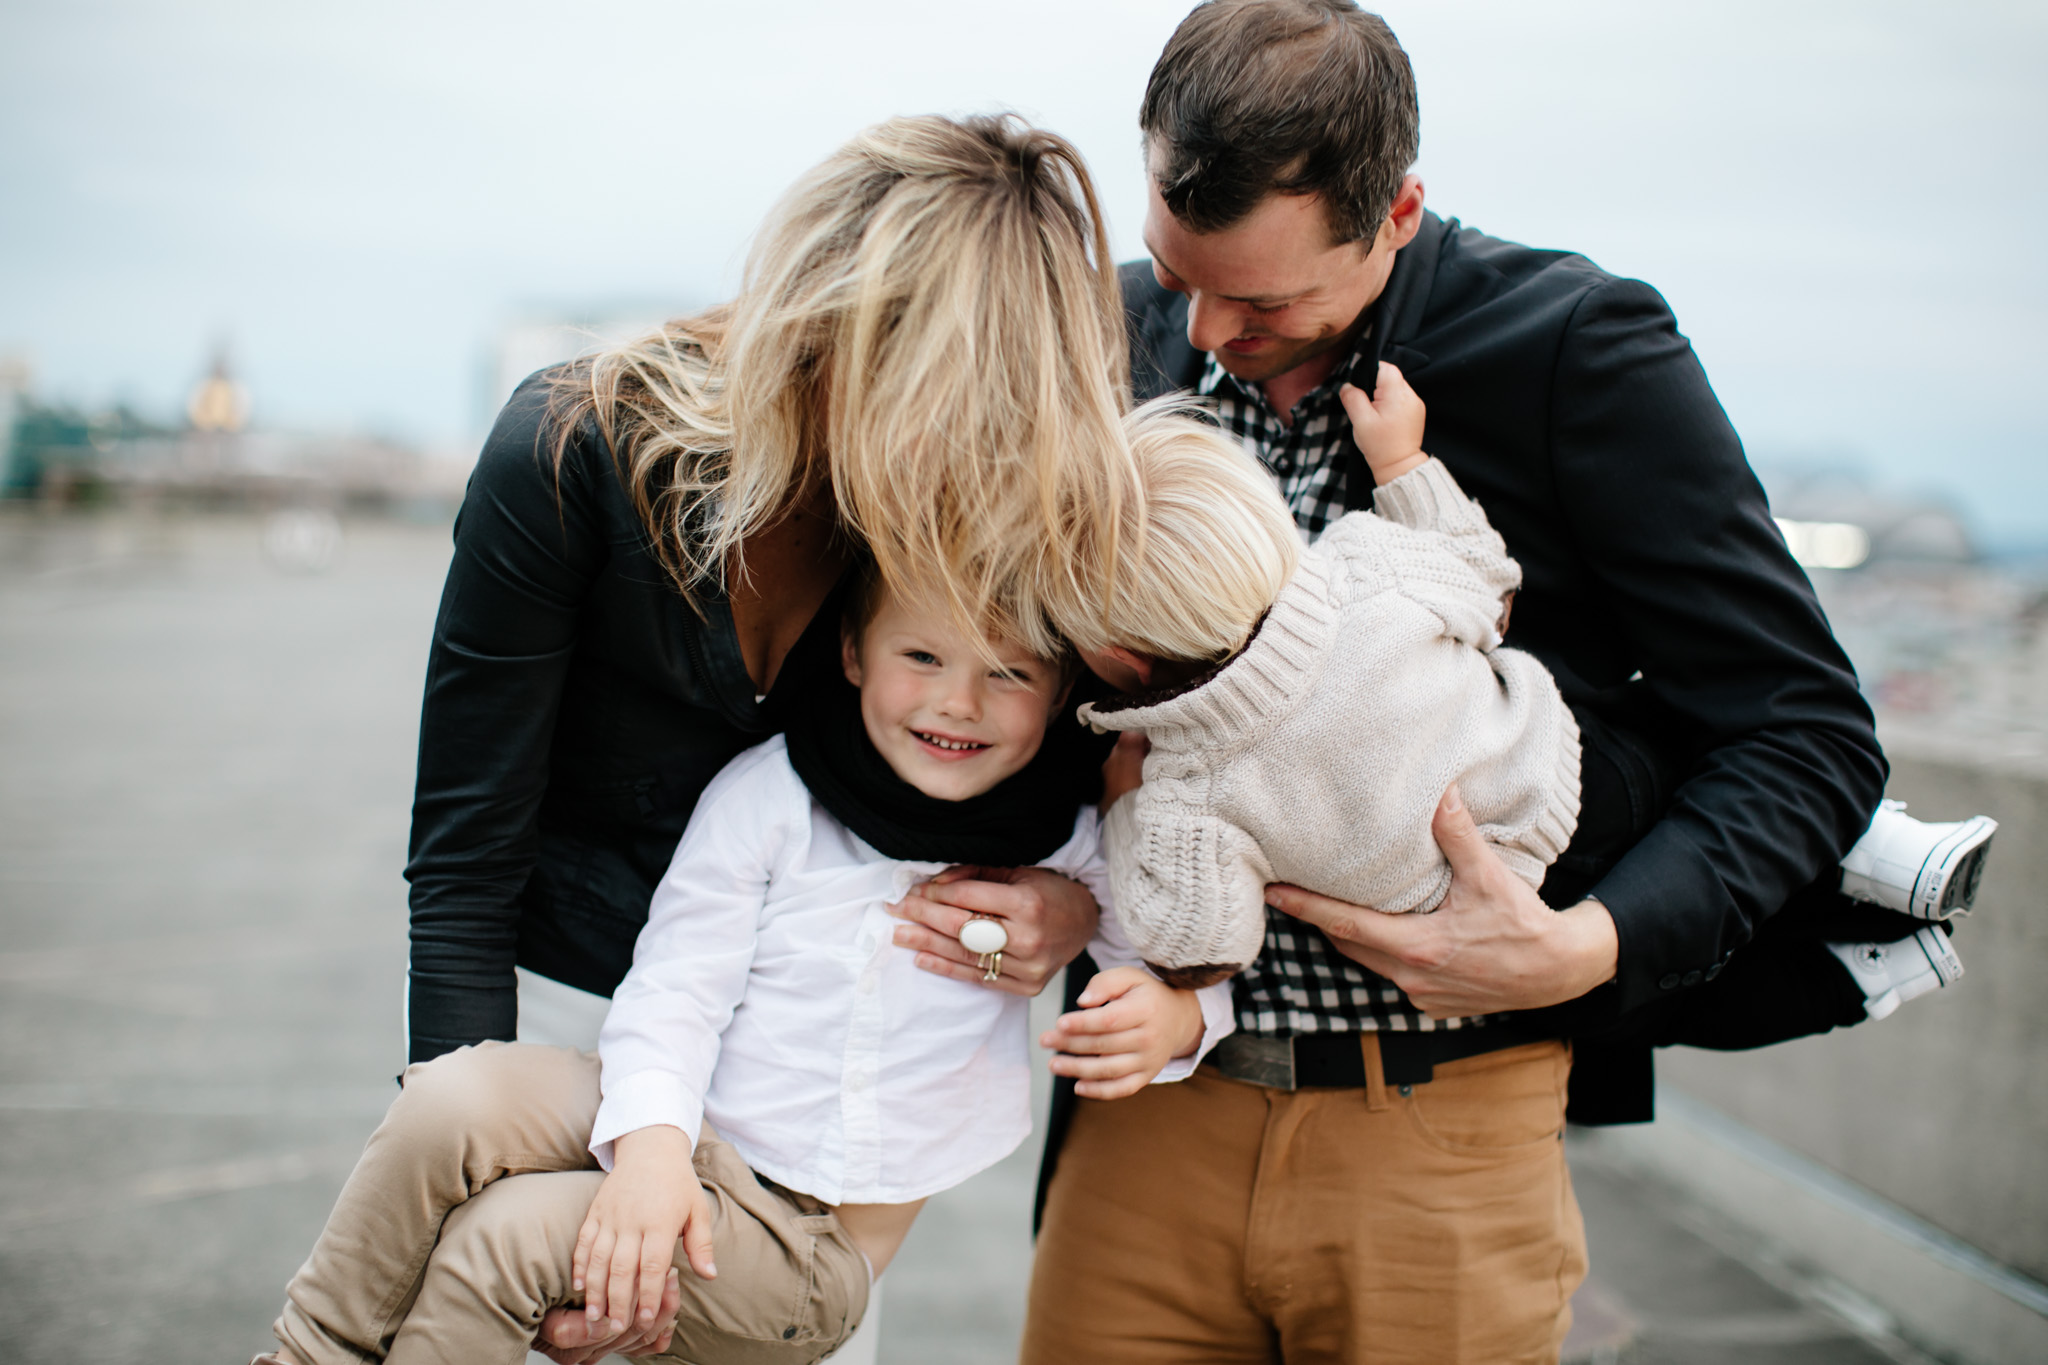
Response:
[404,373,607,1063]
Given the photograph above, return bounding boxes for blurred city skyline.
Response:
[3,0,2045,544]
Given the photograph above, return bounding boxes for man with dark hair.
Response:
[1021,1,1885,1359]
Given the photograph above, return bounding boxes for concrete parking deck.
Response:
[0,509,1935,1363]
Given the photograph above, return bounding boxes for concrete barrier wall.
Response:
[1658,734,2048,1283]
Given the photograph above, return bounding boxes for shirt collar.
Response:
[1195,323,1377,419]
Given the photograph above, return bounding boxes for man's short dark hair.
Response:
[1141,0,1419,244]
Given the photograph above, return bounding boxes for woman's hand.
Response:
[891,866,1100,996]
[1041,968,1204,1098]
[572,1126,716,1340]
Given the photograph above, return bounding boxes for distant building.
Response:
[4,346,441,512]
[186,349,250,433]
[480,305,696,435]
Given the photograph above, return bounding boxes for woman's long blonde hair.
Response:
[551,114,1134,657]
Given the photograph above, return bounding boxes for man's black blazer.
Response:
[1035,212,1885,1221]
[1127,210,1884,1009]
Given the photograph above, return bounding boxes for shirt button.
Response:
[1705,963,1724,982]
[1659,974,1682,991]
[858,972,879,995]
[1682,969,1703,987]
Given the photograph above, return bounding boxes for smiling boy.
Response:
[256,572,1231,1365]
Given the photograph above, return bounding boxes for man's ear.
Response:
[841,628,864,688]
[1381,174,1426,253]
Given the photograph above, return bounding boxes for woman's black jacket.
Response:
[402,375,841,1064]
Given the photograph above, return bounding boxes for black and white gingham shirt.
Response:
[1198,341,1483,1037]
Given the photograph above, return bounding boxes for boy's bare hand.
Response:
[1339,361,1428,486]
[1041,967,1204,1099]
[573,1125,715,1339]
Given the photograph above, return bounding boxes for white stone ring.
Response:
[961,917,1008,981]
[960,917,1009,955]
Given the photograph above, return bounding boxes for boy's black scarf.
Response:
[783,673,1096,867]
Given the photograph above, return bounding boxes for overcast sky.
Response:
[3,0,2044,542]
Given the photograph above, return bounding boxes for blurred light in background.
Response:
[1777,518,1872,571]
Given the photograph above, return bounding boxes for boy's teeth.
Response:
[919,732,985,751]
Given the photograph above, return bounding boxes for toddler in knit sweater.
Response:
[1079,380,1577,987]
[1079,372,1989,1028]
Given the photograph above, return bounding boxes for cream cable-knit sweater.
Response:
[1079,458,1582,978]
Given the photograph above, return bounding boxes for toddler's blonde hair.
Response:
[1053,399,1300,662]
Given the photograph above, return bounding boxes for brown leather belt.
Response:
[1206,1023,1551,1090]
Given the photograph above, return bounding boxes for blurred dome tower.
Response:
[187,346,249,432]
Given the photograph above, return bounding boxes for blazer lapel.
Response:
[1361,211,1443,386]
[1347,215,1444,507]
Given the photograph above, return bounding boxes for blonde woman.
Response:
[359,114,1135,1364]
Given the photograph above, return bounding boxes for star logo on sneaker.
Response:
[1858,945,1888,967]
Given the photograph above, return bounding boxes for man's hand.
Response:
[571,1126,714,1345]
[891,865,1099,996]
[1267,785,1618,1017]
[1338,361,1429,486]
[1041,968,1205,1099]
[536,1269,681,1364]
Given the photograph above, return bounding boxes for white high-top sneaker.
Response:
[1839,799,1997,920]
[1827,926,1965,1021]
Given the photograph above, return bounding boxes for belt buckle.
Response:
[1219,1033,1297,1091]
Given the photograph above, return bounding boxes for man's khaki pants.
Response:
[272,1042,868,1365]
[1022,1038,1586,1365]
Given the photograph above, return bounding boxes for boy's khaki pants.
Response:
[1022,1038,1586,1365]
[273,1042,868,1365]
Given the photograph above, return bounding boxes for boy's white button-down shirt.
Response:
[588,736,1235,1207]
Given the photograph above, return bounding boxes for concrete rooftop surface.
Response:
[0,508,1984,1363]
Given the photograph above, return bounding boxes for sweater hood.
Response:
[1077,550,1339,749]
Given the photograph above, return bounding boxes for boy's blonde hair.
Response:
[1053,399,1300,662]
[552,114,1135,659]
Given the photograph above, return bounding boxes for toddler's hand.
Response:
[1339,361,1428,486]
[1041,967,1204,1099]
[574,1125,716,1338]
